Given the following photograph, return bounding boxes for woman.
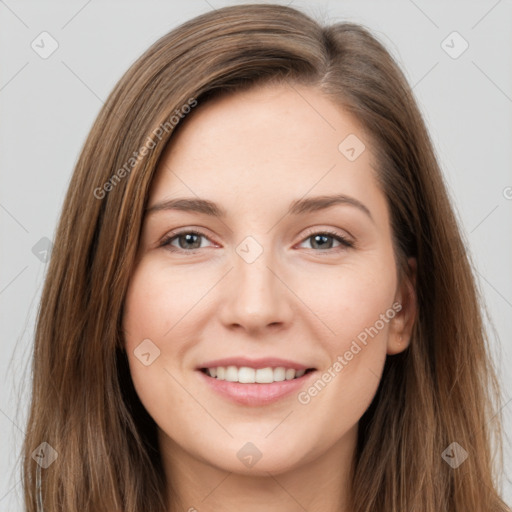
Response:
[21,3,510,511]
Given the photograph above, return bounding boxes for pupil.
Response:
[180,233,200,249]
[312,234,331,249]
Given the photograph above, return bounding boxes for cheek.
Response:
[301,255,397,349]
[121,260,196,410]
[123,258,206,350]
[297,253,397,401]
[295,276,394,431]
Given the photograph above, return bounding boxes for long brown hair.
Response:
[20,4,510,511]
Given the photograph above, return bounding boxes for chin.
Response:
[200,438,310,476]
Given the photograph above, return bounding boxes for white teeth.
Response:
[255,367,274,383]
[238,367,255,383]
[205,366,311,383]
[225,366,238,382]
[273,367,286,382]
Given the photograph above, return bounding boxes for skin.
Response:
[122,82,417,512]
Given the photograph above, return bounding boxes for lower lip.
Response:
[197,370,316,406]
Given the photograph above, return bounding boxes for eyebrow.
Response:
[146,194,373,222]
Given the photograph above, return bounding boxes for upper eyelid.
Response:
[300,226,353,241]
[163,228,217,244]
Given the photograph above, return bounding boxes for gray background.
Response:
[1,0,511,508]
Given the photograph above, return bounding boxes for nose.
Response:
[218,241,294,335]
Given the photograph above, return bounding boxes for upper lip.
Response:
[197,357,315,371]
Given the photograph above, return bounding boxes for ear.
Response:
[387,257,417,355]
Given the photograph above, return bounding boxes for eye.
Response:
[297,228,354,253]
[160,229,215,252]
[159,228,354,254]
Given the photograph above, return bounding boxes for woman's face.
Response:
[122,82,415,476]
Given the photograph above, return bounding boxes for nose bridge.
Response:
[235,234,278,303]
[222,233,291,330]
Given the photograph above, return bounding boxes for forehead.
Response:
[149,82,384,218]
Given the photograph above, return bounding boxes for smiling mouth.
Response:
[199,366,316,383]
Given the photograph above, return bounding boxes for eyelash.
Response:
[159,228,354,255]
